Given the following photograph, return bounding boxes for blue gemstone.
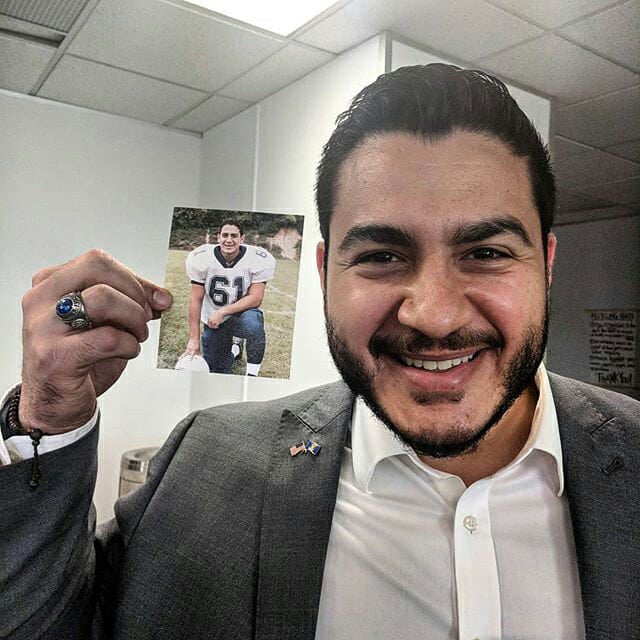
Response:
[56,298,74,315]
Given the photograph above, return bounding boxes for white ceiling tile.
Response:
[294,0,378,54]
[172,94,250,133]
[38,55,207,124]
[479,34,639,104]
[296,0,543,61]
[559,1,640,72]
[552,135,593,161]
[554,148,639,189]
[67,0,284,92]
[487,0,622,29]
[575,175,640,204]
[555,85,640,147]
[556,188,614,212]
[0,32,55,93]
[221,43,334,102]
[605,138,640,162]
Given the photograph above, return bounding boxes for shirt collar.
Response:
[351,362,564,496]
[524,362,565,496]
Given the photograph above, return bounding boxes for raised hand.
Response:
[19,249,172,434]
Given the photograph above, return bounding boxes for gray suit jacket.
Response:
[1,373,639,639]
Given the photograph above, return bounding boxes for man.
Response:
[1,64,638,639]
[182,219,276,376]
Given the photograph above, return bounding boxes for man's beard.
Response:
[325,299,549,459]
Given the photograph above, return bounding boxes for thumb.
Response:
[152,287,172,311]
[135,276,173,319]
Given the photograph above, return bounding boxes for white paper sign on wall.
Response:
[587,309,637,388]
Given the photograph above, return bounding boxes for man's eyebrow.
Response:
[337,224,415,253]
[449,216,534,247]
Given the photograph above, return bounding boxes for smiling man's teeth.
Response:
[400,353,475,371]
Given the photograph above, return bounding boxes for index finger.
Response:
[32,262,71,287]
[32,249,172,316]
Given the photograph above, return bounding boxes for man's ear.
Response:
[316,241,326,294]
[545,233,557,288]
[240,235,246,243]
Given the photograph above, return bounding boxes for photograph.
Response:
[157,207,305,379]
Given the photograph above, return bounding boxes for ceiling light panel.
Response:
[183,0,338,36]
[0,0,89,33]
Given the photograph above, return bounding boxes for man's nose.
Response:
[396,266,474,340]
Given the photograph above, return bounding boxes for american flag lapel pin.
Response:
[289,443,306,457]
[289,440,321,457]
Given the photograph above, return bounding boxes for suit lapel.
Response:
[254,382,353,640]
[550,374,640,639]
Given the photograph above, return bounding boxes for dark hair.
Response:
[218,219,244,235]
[316,64,555,258]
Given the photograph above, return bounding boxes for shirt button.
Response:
[463,515,479,533]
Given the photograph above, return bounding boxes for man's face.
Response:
[218,224,244,260]
[317,131,556,458]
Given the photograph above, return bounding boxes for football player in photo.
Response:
[182,220,276,376]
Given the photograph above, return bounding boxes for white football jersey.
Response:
[186,243,276,324]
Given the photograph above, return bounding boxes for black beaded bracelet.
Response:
[6,385,43,489]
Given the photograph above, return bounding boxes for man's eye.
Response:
[467,247,509,260]
[356,251,400,264]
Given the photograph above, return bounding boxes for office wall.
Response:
[547,216,640,399]
[199,104,258,211]
[0,90,201,520]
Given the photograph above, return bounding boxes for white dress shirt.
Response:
[315,364,586,640]
[2,367,586,639]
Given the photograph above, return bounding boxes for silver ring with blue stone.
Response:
[55,291,92,330]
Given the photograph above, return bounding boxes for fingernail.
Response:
[152,289,171,308]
